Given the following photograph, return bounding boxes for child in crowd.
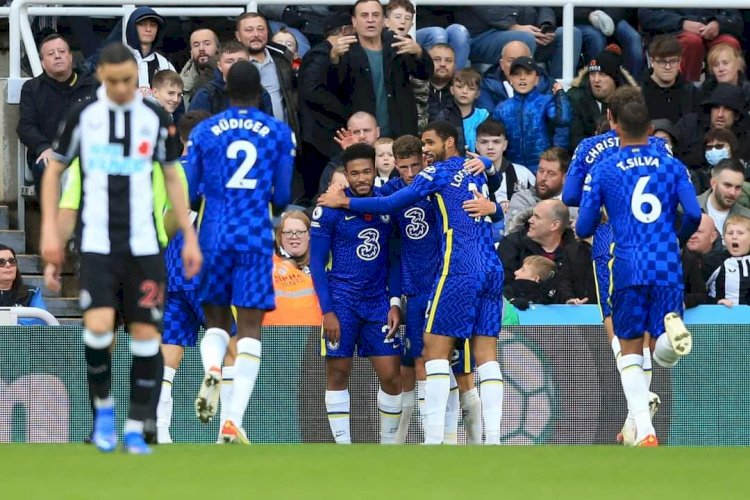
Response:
[436,69,489,153]
[474,119,535,212]
[151,69,184,118]
[272,28,299,59]
[504,255,557,310]
[384,0,429,132]
[374,137,396,187]
[708,215,750,307]
[493,56,570,173]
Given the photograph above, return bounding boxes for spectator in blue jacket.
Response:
[493,57,571,173]
[476,40,554,113]
[0,245,47,326]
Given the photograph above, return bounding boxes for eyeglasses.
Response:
[0,258,18,267]
[281,230,308,239]
[653,58,680,68]
[706,143,727,150]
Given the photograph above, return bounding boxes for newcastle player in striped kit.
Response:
[40,43,202,455]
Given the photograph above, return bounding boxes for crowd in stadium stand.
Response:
[16,2,750,315]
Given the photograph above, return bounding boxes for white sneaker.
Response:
[617,417,636,446]
[664,313,692,357]
[195,368,222,423]
[589,10,615,36]
[156,426,172,444]
[649,392,661,419]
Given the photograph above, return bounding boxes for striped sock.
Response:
[443,371,459,445]
[423,359,451,444]
[325,389,351,444]
[478,361,504,445]
[378,389,402,444]
[226,338,261,427]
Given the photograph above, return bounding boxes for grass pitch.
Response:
[1,444,748,499]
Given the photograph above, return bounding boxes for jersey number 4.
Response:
[631,175,662,224]
[226,140,258,189]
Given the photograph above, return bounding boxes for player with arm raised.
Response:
[576,99,701,447]
[310,143,403,444]
[563,86,672,444]
[39,43,201,455]
[187,61,295,444]
[319,121,505,445]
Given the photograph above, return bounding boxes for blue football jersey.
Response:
[310,194,395,304]
[580,144,693,289]
[408,156,503,275]
[185,106,295,254]
[565,130,672,207]
[381,178,440,296]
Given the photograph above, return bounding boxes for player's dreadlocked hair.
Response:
[392,135,423,160]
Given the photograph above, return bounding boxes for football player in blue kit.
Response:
[318,121,506,445]
[563,86,673,444]
[310,143,404,444]
[576,98,701,447]
[186,62,296,444]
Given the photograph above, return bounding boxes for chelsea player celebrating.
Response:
[576,99,701,447]
[187,61,296,443]
[563,87,672,444]
[319,122,505,445]
[310,143,404,445]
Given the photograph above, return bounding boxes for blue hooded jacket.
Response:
[492,87,571,173]
[477,63,553,112]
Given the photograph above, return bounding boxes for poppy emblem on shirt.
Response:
[138,141,152,156]
[364,214,373,222]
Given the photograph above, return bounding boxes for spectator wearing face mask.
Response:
[692,127,738,195]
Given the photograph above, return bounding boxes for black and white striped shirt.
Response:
[707,254,750,305]
[52,86,181,256]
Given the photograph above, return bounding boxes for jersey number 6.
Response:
[631,175,662,224]
[226,140,258,189]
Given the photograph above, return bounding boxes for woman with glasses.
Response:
[0,244,48,325]
[262,211,322,326]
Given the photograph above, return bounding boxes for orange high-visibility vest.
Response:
[262,254,322,326]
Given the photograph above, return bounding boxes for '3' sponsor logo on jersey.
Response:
[356,229,380,261]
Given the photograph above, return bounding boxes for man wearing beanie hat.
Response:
[567,44,638,149]
[296,13,353,202]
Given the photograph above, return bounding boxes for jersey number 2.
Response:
[226,140,258,189]
[631,176,662,223]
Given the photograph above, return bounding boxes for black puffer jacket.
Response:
[299,40,347,158]
[17,71,98,167]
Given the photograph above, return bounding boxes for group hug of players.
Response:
[39,42,698,454]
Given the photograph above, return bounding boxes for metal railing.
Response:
[0,307,61,326]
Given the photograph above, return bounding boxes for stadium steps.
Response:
[0,205,83,323]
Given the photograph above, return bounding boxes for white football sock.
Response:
[200,328,229,373]
[618,354,654,440]
[395,389,415,444]
[478,361,504,445]
[156,366,175,433]
[417,380,426,432]
[325,389,351,444]
[219,365,235,427]
[423,359,451,444]
[443,372,459,445]
[653,333,679,368]
[378,389,402,444]
[611,337,622,368]
[124,419,144,435]
[225,338,261,427]
[460,388,483,445]
[642,347,653,388]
